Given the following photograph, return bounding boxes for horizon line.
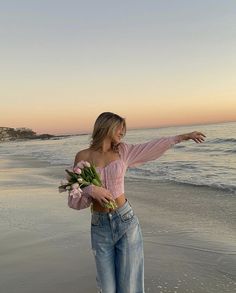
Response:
[53,119,236,136]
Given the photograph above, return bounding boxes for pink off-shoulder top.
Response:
[68,135,181,210]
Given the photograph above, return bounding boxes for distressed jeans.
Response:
[90,200,145,293]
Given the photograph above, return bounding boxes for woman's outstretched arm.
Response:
[119,131,206,168]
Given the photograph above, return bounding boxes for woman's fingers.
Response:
[93,186,113,205]
[104,190,113,200]
[103,192,114,203]
[102,198,110,204]
[197,132,206,140]
[103,194,113,203]
[191,131,206,143]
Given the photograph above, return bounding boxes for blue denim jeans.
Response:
[90,199,144,293]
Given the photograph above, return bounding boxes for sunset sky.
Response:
[1,1,235,135]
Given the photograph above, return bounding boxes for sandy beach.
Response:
[0,155,235,293]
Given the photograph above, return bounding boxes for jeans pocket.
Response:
[120,208,134,223]
[91,214,101,226]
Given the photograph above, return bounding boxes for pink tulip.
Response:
[69,189,81,199]
[84,161,91,167]
[73,167,82,174]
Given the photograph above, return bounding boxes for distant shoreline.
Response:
[0,126,89,143]
[0,133,89,143]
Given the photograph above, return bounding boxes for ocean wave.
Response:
[127,171,236,195]
[210,138,236,144]
[178,145,236,155]
[127,166,236,195]
[174,145,186,149]
[167,179,236,194]
[224,149,236,154]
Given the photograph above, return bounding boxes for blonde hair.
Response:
[89,112,126,151]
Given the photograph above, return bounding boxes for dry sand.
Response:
[0,155,235,293]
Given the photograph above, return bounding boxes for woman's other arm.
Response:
[68,150,113,210]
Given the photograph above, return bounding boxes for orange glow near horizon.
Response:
[1,100,235,135]
[1,79,236,134]
[2,73,235,135]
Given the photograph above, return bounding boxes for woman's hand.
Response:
[188,131,206,143]
[177,131,206,143]
[90,185,114,206]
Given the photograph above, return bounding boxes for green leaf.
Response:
[65,169,78,180]
[92,178,101,186]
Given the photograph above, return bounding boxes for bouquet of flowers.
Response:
[58,160,118,210]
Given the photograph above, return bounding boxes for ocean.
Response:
[0,121,235,195]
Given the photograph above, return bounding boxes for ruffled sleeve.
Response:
[119,136,181,168]
[68,185,93,210]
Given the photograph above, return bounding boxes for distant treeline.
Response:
[0,127,55,142]
[0,127,88,142]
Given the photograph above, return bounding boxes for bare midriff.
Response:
[92,193,126,212]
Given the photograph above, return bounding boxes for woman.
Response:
[68,112,206,293]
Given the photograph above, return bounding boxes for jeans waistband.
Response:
[91,199,132,219]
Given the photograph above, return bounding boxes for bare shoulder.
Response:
[74,148,90,165]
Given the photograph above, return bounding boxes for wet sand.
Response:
[0,155,235,292]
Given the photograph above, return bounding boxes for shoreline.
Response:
[0,132,89,144]
[0,154,236,292]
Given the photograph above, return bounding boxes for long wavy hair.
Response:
[89,112,126,152]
